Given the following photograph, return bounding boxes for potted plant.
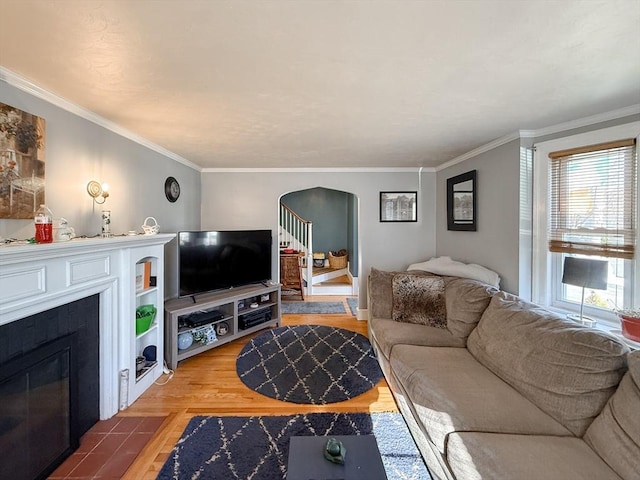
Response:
[617,309,640,342]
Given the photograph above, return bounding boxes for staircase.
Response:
[309,266,354,295]
[279,202,355,296]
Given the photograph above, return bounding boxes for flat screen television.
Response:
[178,230,272,297]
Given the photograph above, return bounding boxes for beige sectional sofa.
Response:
[368,268,639,480]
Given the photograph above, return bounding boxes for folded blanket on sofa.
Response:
[407,256,500,288]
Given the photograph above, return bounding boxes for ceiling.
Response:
[1,1,639,170]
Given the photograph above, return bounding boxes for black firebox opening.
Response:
[0,294,100,480]
[0,333,79,480]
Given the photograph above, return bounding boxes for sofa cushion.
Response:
[369,317,465,359]
[368,268,435,319]
[447,432,622,480]
[443,277,497,338]
[390,344,571,453]
[584,350,640,480]
[392,273,447,327]
[467,291,629,436]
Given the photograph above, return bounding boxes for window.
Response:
[548,139,636,259]
[533,123,639,324]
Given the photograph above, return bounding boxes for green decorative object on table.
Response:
[323,437,346,465]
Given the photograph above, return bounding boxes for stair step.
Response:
[311,283,354,295]
[315,274,351,285]
[304,267,348,284]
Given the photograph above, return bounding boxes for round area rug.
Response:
[236,325,383,404]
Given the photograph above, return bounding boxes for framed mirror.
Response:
[447,170,476,231]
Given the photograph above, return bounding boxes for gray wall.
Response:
[0,80,202,298]
[7,75,633,305]
[437,140,521,293]
[435,113,640,296]
[201,170,437,304]
[347,193,359,275]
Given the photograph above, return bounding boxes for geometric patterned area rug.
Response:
[236,325,383,404]
[281,301,347,314]
[156,412,432,480]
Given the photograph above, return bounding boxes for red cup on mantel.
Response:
[619,314,640,342]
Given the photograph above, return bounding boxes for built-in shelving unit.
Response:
[134,269,159,381]
[127,246,166,405]
[164,283,281,370]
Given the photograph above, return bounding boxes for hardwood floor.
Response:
[120,296,398,479]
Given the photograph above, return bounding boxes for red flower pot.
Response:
[620,314,640,342]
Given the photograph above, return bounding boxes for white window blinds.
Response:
[548,139,637,259]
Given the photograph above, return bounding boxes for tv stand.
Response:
[164,283,281,369]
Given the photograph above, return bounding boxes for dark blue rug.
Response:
[156,412,431,480]
[236,325,383,404]
[281,301,346,314]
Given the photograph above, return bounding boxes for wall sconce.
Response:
[87,180,109,205]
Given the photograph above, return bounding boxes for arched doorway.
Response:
[279,187,359,296]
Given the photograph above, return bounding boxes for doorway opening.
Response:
[279,187,359,297]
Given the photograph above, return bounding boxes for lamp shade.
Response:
[561,257,608,290]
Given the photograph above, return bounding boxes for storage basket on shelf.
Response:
[328,250,348,269]
[136,304,157,335]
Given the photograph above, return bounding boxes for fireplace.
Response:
[0,234,173,421]
[0,234,174,478]
[0,295,100,479]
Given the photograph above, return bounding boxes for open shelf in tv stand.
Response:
[164,283,281,370]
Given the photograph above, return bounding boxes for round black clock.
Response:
[164,176,180,202]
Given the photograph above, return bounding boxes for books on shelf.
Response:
[136,261,152,291]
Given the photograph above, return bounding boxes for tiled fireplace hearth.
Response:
[0,234,174,419]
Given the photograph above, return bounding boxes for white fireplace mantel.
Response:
[0,234,175,419]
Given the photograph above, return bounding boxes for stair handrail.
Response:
[280,203,312,226]
[279,202,314,295]
[279,203,312,250]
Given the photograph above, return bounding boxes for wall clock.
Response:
[164,176,180,202]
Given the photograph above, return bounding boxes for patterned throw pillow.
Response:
[391,273,447,328]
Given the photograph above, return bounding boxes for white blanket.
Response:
[407,256,501,288]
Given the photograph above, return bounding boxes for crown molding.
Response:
[202,166,435,173]
[435,131,521,172]
[524,104,640,138]
[0,67,202,172]
[435,104,640,172]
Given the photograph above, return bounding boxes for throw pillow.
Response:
[392,274,447,327]
[368,267,435,319]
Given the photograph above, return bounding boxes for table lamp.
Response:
[561,256,608,325]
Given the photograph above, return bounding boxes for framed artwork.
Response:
[447,170,476,231]
[380,191,417,222]
[0,102,46,219]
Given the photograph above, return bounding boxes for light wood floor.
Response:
[120,296,398,479]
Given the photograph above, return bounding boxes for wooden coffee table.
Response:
[287,435,388,480]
